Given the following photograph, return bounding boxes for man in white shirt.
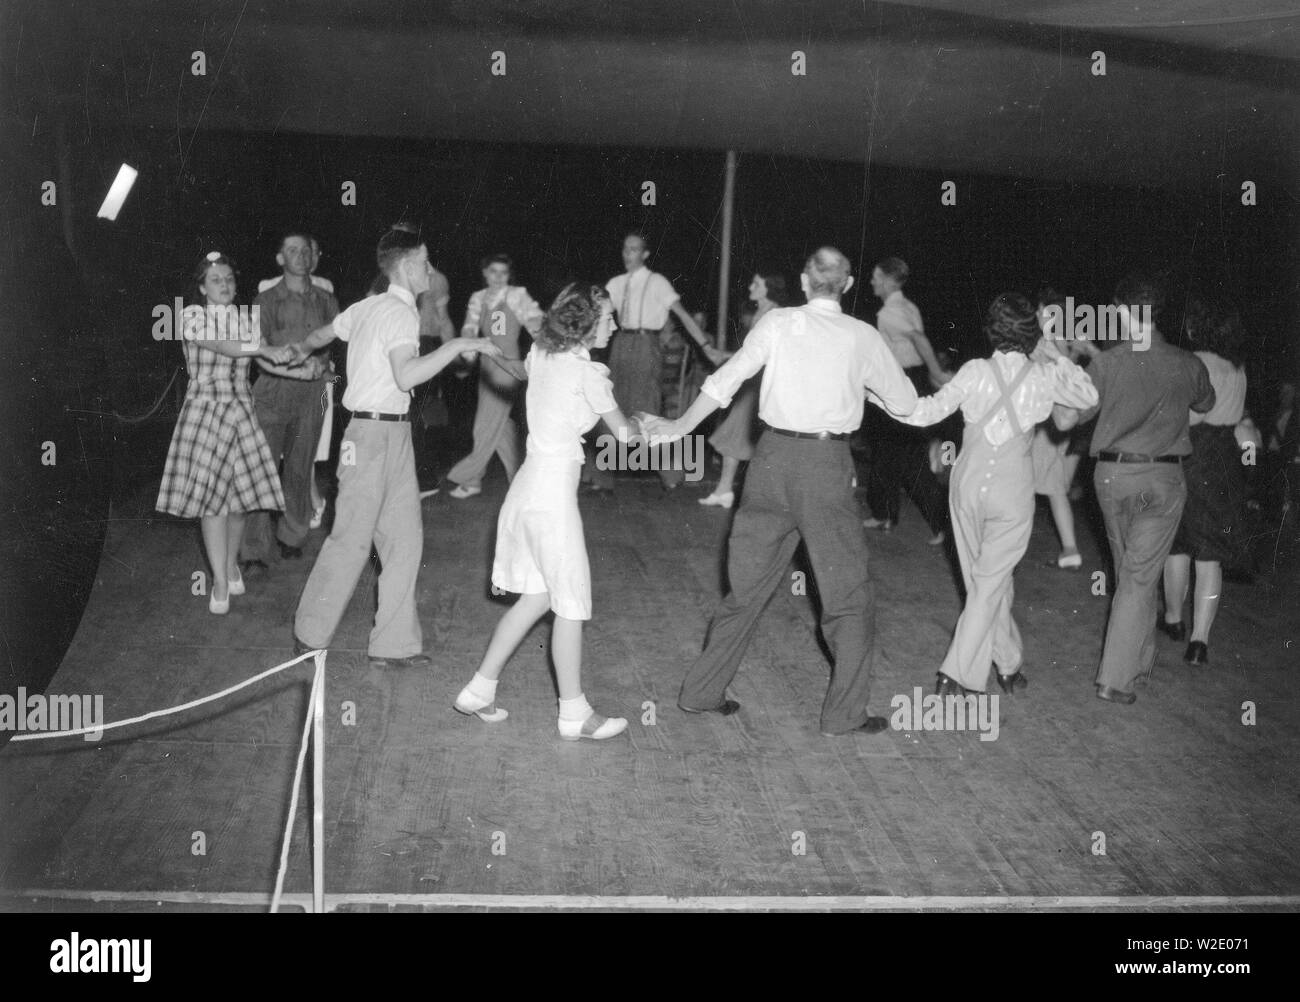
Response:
[644,247,918,736]
[862,257,950,543]
[587,232,720,491]
[285,225,501,667]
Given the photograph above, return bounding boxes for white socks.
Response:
[558,694,593,721]
[465,672,498,704]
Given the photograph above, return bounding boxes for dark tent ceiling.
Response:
[4,1,1298,188]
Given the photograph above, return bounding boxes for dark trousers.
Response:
[864,366,947,532]
[242,377,327,560]
[1094,462,1187,692]
[588,329,683,489]
[679,432,877,733]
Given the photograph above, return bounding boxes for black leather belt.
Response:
[623,328,662,335]
[1097,451,1181,464]
[352,411,410,423]
[766,425,850,442]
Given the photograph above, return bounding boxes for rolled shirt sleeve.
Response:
[1050,355,1099,409]
[460,289,484,337]
[583,360,618,413]
[864,331,920,418]
[895,360,974,427]
[699,312,776,408]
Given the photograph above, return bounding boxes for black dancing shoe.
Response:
[1184,641,1209,666]
[995,669,1028,694]
[1157,619,1187,642]
[678,699,741,716]
[1095,684,1136,705]
[935,674,968,697]
[822,716,889,737]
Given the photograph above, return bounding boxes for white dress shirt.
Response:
[605,267,680,330]
[333,285,420,414]
[897,350,1098,445]
[1188,351,1247,427]
[461,285,545,337]
[875,289,925,368]
[257,275,335,294]
[700,297,918,435]
[523,344,618,462]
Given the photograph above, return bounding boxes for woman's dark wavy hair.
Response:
[1196,304,1248,369]
[757,271,791,307]
[984,292,1043,355]
[539,282,610,354]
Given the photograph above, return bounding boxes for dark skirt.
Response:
[1172,424,1245,563]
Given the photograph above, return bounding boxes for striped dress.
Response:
[156,305,285,518]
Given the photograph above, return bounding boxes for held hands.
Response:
[262,344,296,366]
[635,411,683,445]
[456,337,504,361]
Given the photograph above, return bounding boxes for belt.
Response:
[765,425,850,442]
[1097,451,1181,464]
[622,328,662,335]
[352,411,410,423]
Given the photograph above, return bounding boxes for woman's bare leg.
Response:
[200,515,229,598]
[1190,560,1222,643]
[1163,553,1191,624]
[475,591,552,680]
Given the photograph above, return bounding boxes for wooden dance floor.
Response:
[3,471,1297,911]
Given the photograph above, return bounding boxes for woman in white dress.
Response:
[454,283,641,740]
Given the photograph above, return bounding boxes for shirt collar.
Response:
[806,297,842,313]
[387,285,417,309]
[624,265,649,281]
[273,276,316,299]
[884,289,906,307]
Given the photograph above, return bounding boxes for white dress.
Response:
[491,344,616,620]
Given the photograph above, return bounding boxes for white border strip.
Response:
[6,890,1299,911]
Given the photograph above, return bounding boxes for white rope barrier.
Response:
[7,648,328,914]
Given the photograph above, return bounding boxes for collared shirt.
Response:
[333,285,420,414]
[522,343,617,462]
[875,289,925,368]
[701,297,918,435]
[461,285,545,337]
[605,267,679,330]
[897,351,1098,445]
[1188,351,1246,427]
[257,275,335,295]
[1086,339,1215,457]
[252,278,339,349]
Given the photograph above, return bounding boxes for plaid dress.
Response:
[156,306,285,518]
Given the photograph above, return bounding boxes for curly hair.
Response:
[1196,304,1248,369]
[983,292,1042,355]
[538,282,610,354]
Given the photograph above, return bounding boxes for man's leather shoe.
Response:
[995,669,1028,694]
[1184,641,1209,666]
[936,674,969,697]
[278,542,304,560]
[1158,619,1186,642]
[1096,684,1136,705]
[823,716,889,737]
[369,653,434,669]
[293,636,317,656]
[678,699,740,716]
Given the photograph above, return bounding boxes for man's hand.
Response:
[262,344,295,365]
[637,412,683,445]
[285,341,313,366]
[457,338,504,359]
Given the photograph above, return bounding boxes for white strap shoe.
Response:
[558,711,628,741]
[454,688,508,723]
[698,491,734,509]
[449,484,482,499]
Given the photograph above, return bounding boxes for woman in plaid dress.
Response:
[156,252,298,614]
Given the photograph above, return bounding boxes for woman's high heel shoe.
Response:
[1157,619,1186,642]
[935,674,967,697]
[1184,641,1209,666]
[209,585,230,615]
[227,566,246,596]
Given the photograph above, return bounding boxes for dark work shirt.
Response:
[1086,338,1215,457]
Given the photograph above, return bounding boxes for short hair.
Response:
[983,292,1043,355]
[1113,272,1167,329]
[193,251,237,286]
[280,230,314,252]
[539,282,609,354]
[875,256,909,286]
[804,247,852,298]
[479,253,513,274]
[1197,304,1248,368]
[623,231,649,250]
[757,271,791,307]
[367,272,390,297]
[376,223,424,275]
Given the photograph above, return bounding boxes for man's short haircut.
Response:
[1113,272,1167,329]
[875,256,909,286]
[983,292,1042,355]
[623,230,649,249]
[804,247,853,298]
[377,223,424,275]
[280,229,314,251]
[480,253,514,273]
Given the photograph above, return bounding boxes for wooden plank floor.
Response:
[2,465,1297,906]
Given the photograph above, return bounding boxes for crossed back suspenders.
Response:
[974,355,1035,438]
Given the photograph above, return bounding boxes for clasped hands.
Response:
[633,411,684,445]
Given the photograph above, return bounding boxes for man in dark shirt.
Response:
[1080,275,1215,703]
[240,231,339,571]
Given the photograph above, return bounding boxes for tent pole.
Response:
[716,150,737,349]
